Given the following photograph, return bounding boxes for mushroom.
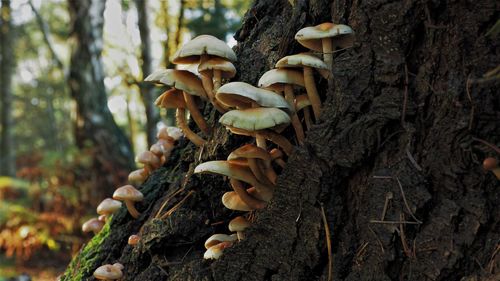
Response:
[227,144,274,186]
[98,215,107,222]
[294,95,313,130]
[112,263,124,271]
[194,161,272,209]
[136,151,161,173]
[270,148,287,169]
[198,57,236,112]
[157,126,183,142]
[228,216,251,240]
[113,185,144,219]
[154,88,205,146]
[258,69,306,144]
[93,264,123,280]
[276,53,328,120]
[216,82,292,148]
[219,107,294,155]
[204,233,238,249]
[145,69,211,140]
[483,157,500,179]
[128,168,148,185]
[128,234,141,246]
[96,198,122,221]
[222,191,254,211]
[82,218,104,234]
[295,22,355,70]
[204,241,234,260]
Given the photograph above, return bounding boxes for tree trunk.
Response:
[136,0,160,148]
[61,0,500,280]
[67,0,135,200]
[0,0,16,177]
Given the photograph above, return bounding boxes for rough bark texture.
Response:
[0,0,16,177]
[62,0,499,280]
[136,0,160,147]
[68,0,134,200]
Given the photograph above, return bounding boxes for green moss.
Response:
[60,220,111,281]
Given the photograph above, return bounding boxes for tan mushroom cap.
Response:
[204,233,238,249]
[295,95,312,111]
[204,241,234,260]
[112,263,124,271]
[96,198,122,216]
[228,216,251,232]
[113,185,144,202]
[145,69,207,99]
[128,168,148,184]
[128,234,140,246]
[216,82,292,111]
[295,22,355,51]
[155,88,186,109]
[222,188,265,211]
[136,151,161,170]
[258,69,305,91]
[219,107,291,132]
[227,144,272,168]
[276,53,330,79]
[82,218,104,233]
[198,57,236,78]
[172,34,237,64]
[93,264,123,280]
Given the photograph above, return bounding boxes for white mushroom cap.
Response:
[216,82,292,111]
[113,185,144,202]
[228,216,251,232]
[145,69,207,99]
[198,57,236,78]
[93,264,123,280]
[219,108,291,132]
[82,218,104,233]
[172,34,237,64]
[275,53,330,79]
[96,198,122,216]
[204,233,238,249]
[295,22,355,51]
[203,241,234,260]
[258,69,305,90]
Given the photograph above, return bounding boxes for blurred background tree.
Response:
[0,0,249,280]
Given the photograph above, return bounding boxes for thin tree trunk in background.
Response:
[136,0,159,148]
[0,0,16,177]
[174,0,185,50]
[67,0,134,200]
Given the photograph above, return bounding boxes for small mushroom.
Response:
[228,216,251,240]
[96,198,122,221]
[295,22,355,70]
[93,264,123,280]
[227,144,274,186]
[128,234,141,246]
[204,233,238,249]
[113,185,144,219]
[157,126,183,142]
[82,218,104,234]
[204,241,234,260]
[483,157,500,179]
[198,57,236,112]
[295,95,313,129]
[128,168,149,185]
[136,151,161,173]
[270,148,287,169]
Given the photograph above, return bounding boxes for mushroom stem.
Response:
[248,158,274,187]
[213,70,222,91]
[201,73,227,113]
[259,129,294,156]
[303,106,313,129]
[256,135,267,150]
[176,108,206,146]
[322,38,333,70]
[125,200,140,219]
[265,166,278,184]
[183,91,211,135]
[230,179,267,210]
[284,85,305,145]
[303,66,322,120]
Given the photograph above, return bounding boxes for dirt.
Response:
[61,0,499,280]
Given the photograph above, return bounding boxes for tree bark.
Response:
[61,0,500,280]
[136,0,160,148]
[67,0,135,200]
[0,0,16,177]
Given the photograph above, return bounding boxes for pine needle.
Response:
[320,205,333,281]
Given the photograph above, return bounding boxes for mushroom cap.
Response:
[82,218,104,233]
[112,263,124,271]
[172,35,237,64]
[136,151,161,169]
[295,95,312,111]
[145,69,207,99]
[295,22,355,51]
[98,215,107,222]
[157,126,183,142]
[128,168,148,184]
[270,148,284,160]
[222,191,255,211]
[155,88,186,109]
[198,57,236,78]
[216,82,292,112]
[204,233,238,249]
[93,264,123,280]
[228,216,251,232]
[96,198,122,216]
[194,160,261,186]
[128,234,141,246]
[227,144,272,168]
[203,241,234,260]
[276,53,330,79]
[113,185,144,202]
[258,69,305,91]
[483,157,498,170]
[219,108,291,131]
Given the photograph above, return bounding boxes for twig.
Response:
[370,220,421,225]
[466,74,475,130]
[395,177,422,224]
[406,145,423,171]
[154,185,185,218]
[399,213,413,257]
[368,226,385,253]
[472,137,500,154]
[159,190,194,219]
[320,205,333,281]
[380,192,393,221]
[401,64,409,126]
